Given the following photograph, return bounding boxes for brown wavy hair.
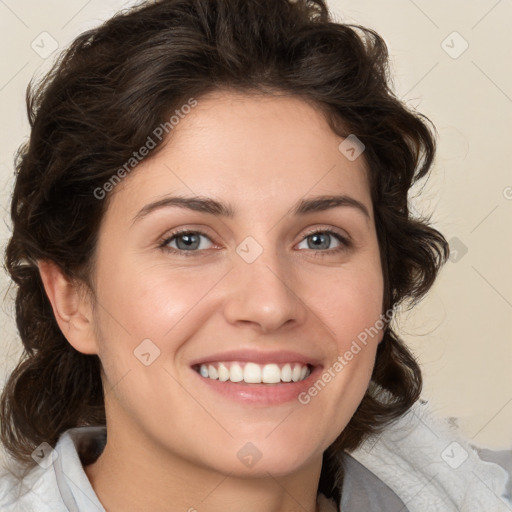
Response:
[1,0,449,504]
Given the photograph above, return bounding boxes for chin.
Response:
[197,437,321,479]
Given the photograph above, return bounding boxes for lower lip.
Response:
[190,365,324,405]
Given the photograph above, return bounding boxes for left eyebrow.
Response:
[130,193,371,226]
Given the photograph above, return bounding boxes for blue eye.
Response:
[297,229,350,254]
[161,231,212,253]
[159,228,351,257]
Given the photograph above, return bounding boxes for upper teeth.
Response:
[196,362,311,384]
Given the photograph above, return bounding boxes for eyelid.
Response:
[159,223,350,241]
[301,224,351,242]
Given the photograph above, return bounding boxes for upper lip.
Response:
[189,349,323,368]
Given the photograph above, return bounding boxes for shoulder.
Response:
[346,399,512,512]
[0,459,64,511]
[0,425,107,512]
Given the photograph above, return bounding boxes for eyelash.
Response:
[158,227,352,258]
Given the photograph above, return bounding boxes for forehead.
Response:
[106,90,373,223]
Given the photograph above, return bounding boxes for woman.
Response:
[0,1,509,511]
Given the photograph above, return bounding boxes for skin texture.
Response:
[38,90,384,512]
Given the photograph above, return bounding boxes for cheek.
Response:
[309,259,384,342]
[96,258,208,337]
[93,239,383,371]
[95,244,384,362]
[90,265,207,421]
[298,259,383,422]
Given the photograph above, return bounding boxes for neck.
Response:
[84,421,325,512]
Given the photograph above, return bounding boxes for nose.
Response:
[222,246,308,334]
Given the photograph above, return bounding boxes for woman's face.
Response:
[87,90,384,476]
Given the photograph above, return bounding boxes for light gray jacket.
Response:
[0,400,510,511]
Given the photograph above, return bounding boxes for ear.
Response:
[37,259,99,355]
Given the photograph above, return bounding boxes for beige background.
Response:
[0,0,510,450]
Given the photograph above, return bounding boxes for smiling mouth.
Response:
[192,361,314,384]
